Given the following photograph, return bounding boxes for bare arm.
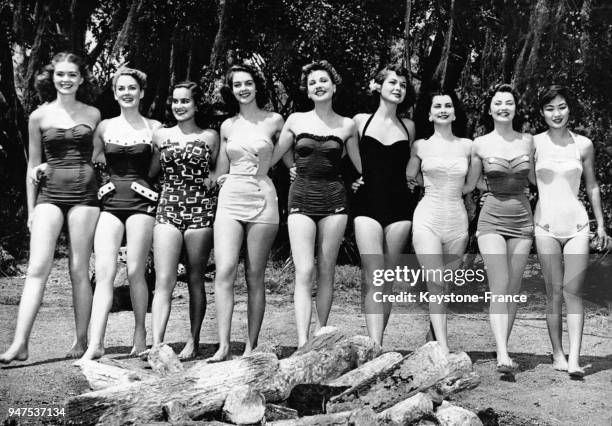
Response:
[271,114,295,166]
[525,134,536,186]
[344,119,362,174]
[406,139,422,182]
[147,121,164,179]
[463,140,483,194]
[214,120,232,181]
[26,110,43,225]
[582,138,609,244]
[92,119,107,164]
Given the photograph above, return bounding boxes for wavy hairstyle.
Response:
[112,67,147,91]
[413,87,467,139]
[166,81,210,128]
[480,83,523,132]
[299,60,342,92]
[538,84,574,112]
[34,52,98,104]
[220,63,269,114]
[371,64,415,115]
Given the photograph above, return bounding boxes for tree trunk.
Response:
[209,0,234,70]
[69,0,99,55]
[433,0,456,88]
[403,0,413,77]
[24,0,51,112]
[112,0,144,57]
[579,0,592,67]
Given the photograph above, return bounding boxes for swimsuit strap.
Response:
[569,131,582,161]
[361,114,376,136]
[397,116,410,140]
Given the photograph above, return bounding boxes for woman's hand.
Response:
[289,166,297,183]
[406,176,419,191]
[28,163,47,184]
[216,174,229,187]
[593,226,610,252]
[351,176,364,193]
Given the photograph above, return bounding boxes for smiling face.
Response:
[541,95,569,129]
[53,60,83,96]
[171,87,196,122]
[429,94,455,124]
[380,71,407,104]
[307,70,335,102]
[231,71,257,105]
[489,91,516,123]
[114,75,143,109]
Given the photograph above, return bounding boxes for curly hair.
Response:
[299,60,342,92]
[372,64,415,115]
[414,87,467,139]
[112,67,147,91]
[166,81,210,128]
[220,63,269,115]
[480,83,523,132]
[34,52,98,104]
[538,84,573,112]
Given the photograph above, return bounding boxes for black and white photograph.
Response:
[0,0,610,424]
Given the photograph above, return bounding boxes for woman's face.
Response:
[429,94,455,125]
[541,95,569,129]
[53,60,83,96]
[489,91,516,124]
[171,87,196,122]
[307,70,335,102]
[114,75,143,109]
[380,71,407,104]
[231,71,257,105]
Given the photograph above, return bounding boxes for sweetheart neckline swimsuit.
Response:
[101,116,156,223]
[534,131,589,239]
[215,134,279,225]
[413,155,469,243]
[477,154,534,239]
[37,124,99,214]
[155,137,217,232]
[288,132,347,221]
[353,114,417,227]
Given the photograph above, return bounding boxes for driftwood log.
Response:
[66,328,381,424]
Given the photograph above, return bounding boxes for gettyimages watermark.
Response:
[360,253,612,315]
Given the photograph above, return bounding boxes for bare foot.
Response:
[130,328,147,357]
[0,343,29,364]
[66,340,87,359]
[138,349,150,361]
[206,346,232,363]
[496,358,519,373]
[80,344,105,362]
[568,366,587,379]
[178,339,199,360]
[551,353,568,371]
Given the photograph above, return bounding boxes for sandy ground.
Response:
[0,258,610,425]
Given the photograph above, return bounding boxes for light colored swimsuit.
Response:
[534,131,589,239]
[215,135,279,224]
[413,156,469,243]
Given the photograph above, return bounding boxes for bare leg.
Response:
[505,237,532,339]
[354,216,385,346]
[563,235,589,375]
[179,227,214,359]
[125,214,155,356]
[243,222,278,355]
[536,236,568,370]
[65,205,100,358]
[381,221,412,330]
[288,214,317,347]
[151,224,182,345]
[314,214,347,333]
[80,212,124,361]
[0,204,64,363]
[208,217,243,362]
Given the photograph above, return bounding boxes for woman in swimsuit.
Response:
[464,83,535,373]
[271,60,361,347]
[352,64,417,346]
[79,68,162,361]
[150,81,219,359]
[407,89,472,354]
[208,64,284,361]
[0,52,101,363]
[534,85,609,377]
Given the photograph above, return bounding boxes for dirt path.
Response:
[1,258,610,425]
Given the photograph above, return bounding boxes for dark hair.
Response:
[299,60,342,91]
[34,51,98,104]
[112,67,147,91]
[372,64,415,115]
[480,83,523,132]
[414,88,467,139]
[166,81,210,128]
[220,63,269,114]
[538,84,572,111]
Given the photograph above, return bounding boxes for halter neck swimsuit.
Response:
[101,117,156,223]
[156,137,216,231]
[37,124,99,213]
[288,133,347,220]
[215,134,279,225]
[477,154,534,239]
[413,154,469,243]
[353,114,417,227]
[534,131,589,239]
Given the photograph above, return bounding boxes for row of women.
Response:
[0,52,608,378]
